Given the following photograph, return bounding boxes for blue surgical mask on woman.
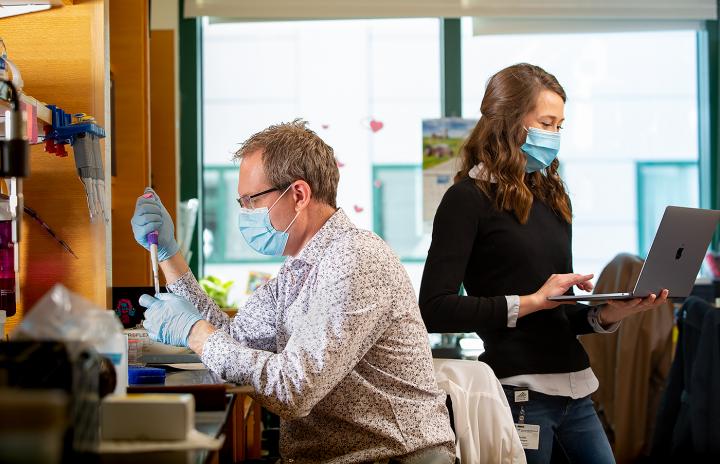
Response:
[237,185,299,256]
[521,126,561,173]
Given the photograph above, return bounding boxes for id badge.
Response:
[515,423,540,450]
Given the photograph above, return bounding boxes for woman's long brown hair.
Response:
[457,63,572,224]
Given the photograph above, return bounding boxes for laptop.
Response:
[548,206,720,303]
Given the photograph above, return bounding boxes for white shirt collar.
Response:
[468,163,497,183]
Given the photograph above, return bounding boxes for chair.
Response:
[433,358,526,464]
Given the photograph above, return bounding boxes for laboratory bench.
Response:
[0,339,261,464]
[118,368,262,464]
[84,393,235,464]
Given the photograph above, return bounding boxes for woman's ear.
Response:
[292,180,312,211]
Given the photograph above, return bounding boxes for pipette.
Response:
[142,192,160,295]
[71,132,97,222]
[43,107,107,222]
[148,230,160,295]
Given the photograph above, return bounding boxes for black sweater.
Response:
[419,176,595,379]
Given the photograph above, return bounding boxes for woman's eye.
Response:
[541,122,562,131]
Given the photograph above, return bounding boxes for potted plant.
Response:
[199,275,237,315]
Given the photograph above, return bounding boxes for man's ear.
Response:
[292,180,312,211]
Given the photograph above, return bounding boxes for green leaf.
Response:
[199,274,236,308]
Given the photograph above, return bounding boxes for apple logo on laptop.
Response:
[675,245,685,260]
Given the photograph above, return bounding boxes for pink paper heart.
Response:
[336,159,345,168]
[353,205,364,213]
[369,119,384,133]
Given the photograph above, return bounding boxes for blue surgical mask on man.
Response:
[237,185,299,256]
[521,126,561,173]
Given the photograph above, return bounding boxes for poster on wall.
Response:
[422,118,476,229]
[246,271,273,294]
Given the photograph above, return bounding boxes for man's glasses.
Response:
[236,187,280,210]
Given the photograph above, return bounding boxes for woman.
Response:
[419,63,669,464]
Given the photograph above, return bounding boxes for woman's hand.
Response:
[598,289,670,325]
[519,273,594,317]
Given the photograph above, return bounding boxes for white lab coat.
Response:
[433,358,527,464]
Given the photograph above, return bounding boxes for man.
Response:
[131,120,455,463]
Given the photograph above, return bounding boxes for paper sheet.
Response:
[159,363,207,371]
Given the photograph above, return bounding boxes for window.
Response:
[637,162,699,257]
[202,18,440,298]
[372,165,427,260]
[201,17,702,308]
[204,166,281,263]
[461,19,699,275]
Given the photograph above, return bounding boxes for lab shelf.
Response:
[0,91,51,143]
[1,91,52,123]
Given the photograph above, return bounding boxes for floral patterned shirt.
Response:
[168,209,455,463]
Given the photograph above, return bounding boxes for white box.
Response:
[101,393,194,441]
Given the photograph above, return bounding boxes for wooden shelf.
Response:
[0,0,110,336]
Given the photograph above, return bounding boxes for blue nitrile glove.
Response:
[131,187,179,261]
[139,293,203,347]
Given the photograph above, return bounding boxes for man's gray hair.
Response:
[234,119,339,208]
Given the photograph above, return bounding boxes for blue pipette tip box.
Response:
[128,366,166,385]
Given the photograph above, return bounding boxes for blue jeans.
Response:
[502,386,615,464]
